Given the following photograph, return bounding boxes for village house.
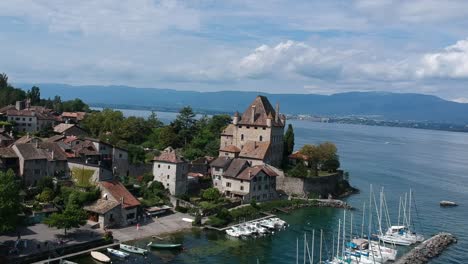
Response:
[0,147,18,174]
[0,99,56,133]
[12,142,69,186]
[60,111,86,124]
[210,157,278,202]
[0,129,14,147]
[53,123,88,137]
[84,180,140,229]
[219,96,286,167]
[152,147,188,196]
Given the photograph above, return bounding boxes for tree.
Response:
[322,157,340,172]
[27,86,41,105]
[288,162,309,178]
[300,144,320,176]
[173,106,197,147]
[0,170,21,233]
[201,188,221,201]
[284,124,295,158]
[0,73,8,89]
[44,195,87,235]
[37,187,55,202]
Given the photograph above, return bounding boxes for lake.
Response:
[74,109,468,264]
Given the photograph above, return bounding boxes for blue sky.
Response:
[1,0,468,101]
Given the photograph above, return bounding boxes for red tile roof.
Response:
[100,180,140,209]
[239,141,270,160]
[234,164,278,181]
[153,147,186,163]
[220,144,241,153]
[288,151,309,161]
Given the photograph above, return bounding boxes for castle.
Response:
[219,95,286,167]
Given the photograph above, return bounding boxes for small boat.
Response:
[147,241,183,249]
[107,247,130,258]
[90,251,111,263]
[440,200,458,207]
[120,243,148,254]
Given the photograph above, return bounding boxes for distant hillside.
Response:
[15,83,468,124]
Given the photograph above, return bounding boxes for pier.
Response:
[31,243,119,264]
[395,232,457,264]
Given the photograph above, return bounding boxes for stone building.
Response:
[210,157,278,202]
[84,180,140,229]
[1,99,56,133]
[219,96,286,167]
[152,147,188,196]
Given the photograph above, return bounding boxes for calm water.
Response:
[73,110,468,264]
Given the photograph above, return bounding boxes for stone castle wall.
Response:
[276,170,344,198]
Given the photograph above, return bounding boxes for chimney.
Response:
[9,130,13,137]
[248,169,252,178]
[26,132,30,139]
[35,141,38,148]
[51,150,55,160]
[275,103,280,123]
[251,105,256,122]
[120,197,124,205]
[233,111,239,125]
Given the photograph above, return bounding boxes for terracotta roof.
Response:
[221,124,235,136]
[0,147,18,158]
[210,156,232,168]
[153,147,185,163]
[38,142,68,161]
[54,123,75,133]
[238,96,285,127]
[61,112,86,121]
[188,172,204,178]
[100,181,141,209]
[288,151,309,161]
[15,135,42,144]
[239,141,270,160]
[72,141,99,156]
[83,199,120,214]
[220,145,241,153]
[13,143,49,160]
[223,158,250,178]
[46,135,66,142]
[236,164,278,181]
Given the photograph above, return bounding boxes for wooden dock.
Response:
[32,242,119,264]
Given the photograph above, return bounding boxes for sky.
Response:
[1,0,468,101]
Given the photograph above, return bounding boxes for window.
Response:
[167,175,170,179]
[263,194,267,199]
[22,118,25,121]
[158,164,161,168]
[247,126,250,129]
[254,127,257,129]
[16,117,20,121]
[258,185,262,190]
[263,127,266,130]
[253,186,256,191]
[168,165,171,169]
[259,136,263,142]
[240,180,243,183]
[264,184,268,189]
[241,134,244,141]
[226,182,231,187]
[215,182,217,186]
[126,213,135,220]
[29,118,32,121]
[240,186,244,191]
[239,125,243,128]
[119,154,122,158]
[28,124,31,127]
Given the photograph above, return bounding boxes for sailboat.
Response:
[378,189,424,246]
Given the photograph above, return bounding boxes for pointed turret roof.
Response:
[238,96,284,127]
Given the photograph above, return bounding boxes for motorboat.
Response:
[107,247,130,258]
[119,243,148,254]
[147,242,183,249]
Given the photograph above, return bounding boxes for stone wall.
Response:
[276,170,344,198]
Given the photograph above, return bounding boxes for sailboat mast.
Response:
[408,189,412,230]
[319,229,323,263]
[350,212,353,240]
[398,196,402,227]
[311,230,314,264]
[303,233,306,264]
[296,238,299,264]
[337,219,341,259]
[342,210,346,259]
[361,202,366,238]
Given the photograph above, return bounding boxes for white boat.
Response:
[270,217,287,228]
[120,243,148,254]
[370,241,397,261]
[226,227,242,238]
[107,247,130,258]
[259,219,276,230]
[90,251,111,263]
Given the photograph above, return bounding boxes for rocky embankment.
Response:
[395,232,457,264]
[314,199,352,209]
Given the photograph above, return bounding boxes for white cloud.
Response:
[417,39,468,78]
[0,0,200,37]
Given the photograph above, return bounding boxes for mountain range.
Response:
[15,83,468,124]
